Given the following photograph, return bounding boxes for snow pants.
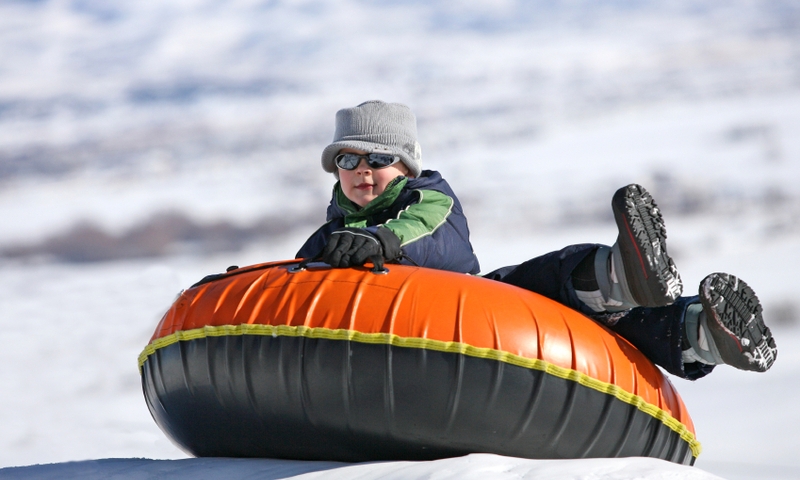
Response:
[483,243,715,380]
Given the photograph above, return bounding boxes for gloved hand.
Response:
[322,227,401,269]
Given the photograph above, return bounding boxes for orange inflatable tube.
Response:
[139,260,700,464]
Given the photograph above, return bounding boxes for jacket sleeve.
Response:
[296,221,335,259]
[381,189,454,246]
[371,189,480,274]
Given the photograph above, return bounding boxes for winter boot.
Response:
[573,184,682,313]
[610,184,682,307]
[683,273,777,372]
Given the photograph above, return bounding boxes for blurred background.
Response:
[1,1,799,478]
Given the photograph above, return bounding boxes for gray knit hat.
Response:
[321,100,422,177]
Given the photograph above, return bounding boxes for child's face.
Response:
[337,148,411,207]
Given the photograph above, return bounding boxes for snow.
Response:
[2,1,800,479]
[0,455,728,480]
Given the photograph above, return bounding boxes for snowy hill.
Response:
[3,0,800,248]
[0,455,729,480]
[1,1,799,479]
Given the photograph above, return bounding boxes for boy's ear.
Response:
[399,162,413,178]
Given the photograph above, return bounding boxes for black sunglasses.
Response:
[335,152,401,170]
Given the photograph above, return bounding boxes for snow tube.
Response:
[139,260,700,465]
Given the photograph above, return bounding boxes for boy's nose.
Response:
[355,158,371,172]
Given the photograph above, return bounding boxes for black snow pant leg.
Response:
[484,245,715,380]
[598,296,716,380]
[483,243,601,317]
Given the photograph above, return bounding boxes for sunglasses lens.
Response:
[367,154,399,168]
[335,153,361,170]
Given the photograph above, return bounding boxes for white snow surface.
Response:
[0,454,728,480]
[2,1,800,479]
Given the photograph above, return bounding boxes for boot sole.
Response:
[612,184,682,307]
[699,273,777,372]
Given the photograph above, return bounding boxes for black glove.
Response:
[322,227,402,269]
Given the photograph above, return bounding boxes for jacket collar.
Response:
[333,175,409,218]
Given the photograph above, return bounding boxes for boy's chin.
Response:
[349,193,376,207]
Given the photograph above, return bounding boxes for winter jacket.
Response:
[297,170,481,274]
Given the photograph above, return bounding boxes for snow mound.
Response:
[0,454,724,480]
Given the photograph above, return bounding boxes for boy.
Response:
[297,100,777,380]
[297,100,480,275]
